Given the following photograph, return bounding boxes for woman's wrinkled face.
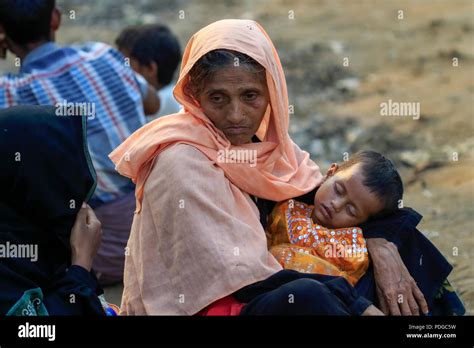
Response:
[195,66,269,145]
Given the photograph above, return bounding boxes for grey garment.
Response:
[92,191,136,286]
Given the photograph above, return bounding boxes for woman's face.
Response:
[195,66,269,145]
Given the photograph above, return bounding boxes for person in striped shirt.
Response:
[0,0,160,285]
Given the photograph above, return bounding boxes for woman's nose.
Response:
[227,101,246,124]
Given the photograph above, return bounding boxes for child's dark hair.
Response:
[186,49,266,98]
[0,0,55,46]
[116,24,181,86]
[338,150,403,218]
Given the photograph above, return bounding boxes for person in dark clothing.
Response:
[0,105,107,315]
[235,270,376,315]
[357,208,465,316]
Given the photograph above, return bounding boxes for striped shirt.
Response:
[0,42,147,207]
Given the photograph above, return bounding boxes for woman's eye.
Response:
[244,92,257,101]
[210,95,224,103]
[334,183,341,195]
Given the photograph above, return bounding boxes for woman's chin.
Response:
[228,135,252,146]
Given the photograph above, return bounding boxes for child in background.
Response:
[267,151,404,285]
[116,24,182,121]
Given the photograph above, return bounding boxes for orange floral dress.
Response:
[266,199,369,285]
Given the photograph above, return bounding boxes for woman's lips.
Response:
[225,127,249,135]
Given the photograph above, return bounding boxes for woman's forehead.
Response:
[203,66,267,90]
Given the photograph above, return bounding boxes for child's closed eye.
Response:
[346,205,357,217]
[334,182,342,195]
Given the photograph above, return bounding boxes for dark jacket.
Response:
[0,106,104,315]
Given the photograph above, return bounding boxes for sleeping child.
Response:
[266,150,403,285]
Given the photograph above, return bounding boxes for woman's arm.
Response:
[45,265,104,315]
[70,203,102,272]
[366,238,429,315]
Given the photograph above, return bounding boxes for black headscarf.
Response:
[0,105,98,314]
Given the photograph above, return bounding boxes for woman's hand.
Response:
[366,238,429,316]
[70,203,102,272]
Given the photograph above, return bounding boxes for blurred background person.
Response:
[0,0,160,286]
[116,24,182,121]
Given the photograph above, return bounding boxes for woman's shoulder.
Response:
[159,143,210,165]
[149,143,220,182]
[144,143,229,204]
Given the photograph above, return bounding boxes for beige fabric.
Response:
[120,144,283,315]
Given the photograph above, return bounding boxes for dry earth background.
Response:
[1,0,472,314]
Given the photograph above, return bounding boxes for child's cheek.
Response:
[314,182,329,205]
[313,193,318,206]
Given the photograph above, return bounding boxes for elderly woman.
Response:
[110,20,460,316]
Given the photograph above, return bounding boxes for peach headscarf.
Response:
[109,19,322,211]
[112,19,324,315]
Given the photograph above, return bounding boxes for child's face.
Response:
[312,163,385,228]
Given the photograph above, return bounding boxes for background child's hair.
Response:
[0,0,55,46]
[116,24,181,86]
[337,150,403,219]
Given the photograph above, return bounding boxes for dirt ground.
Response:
[1,0,472,314]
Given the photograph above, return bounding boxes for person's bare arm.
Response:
[366,238,429,316]
[142,83,160,116]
